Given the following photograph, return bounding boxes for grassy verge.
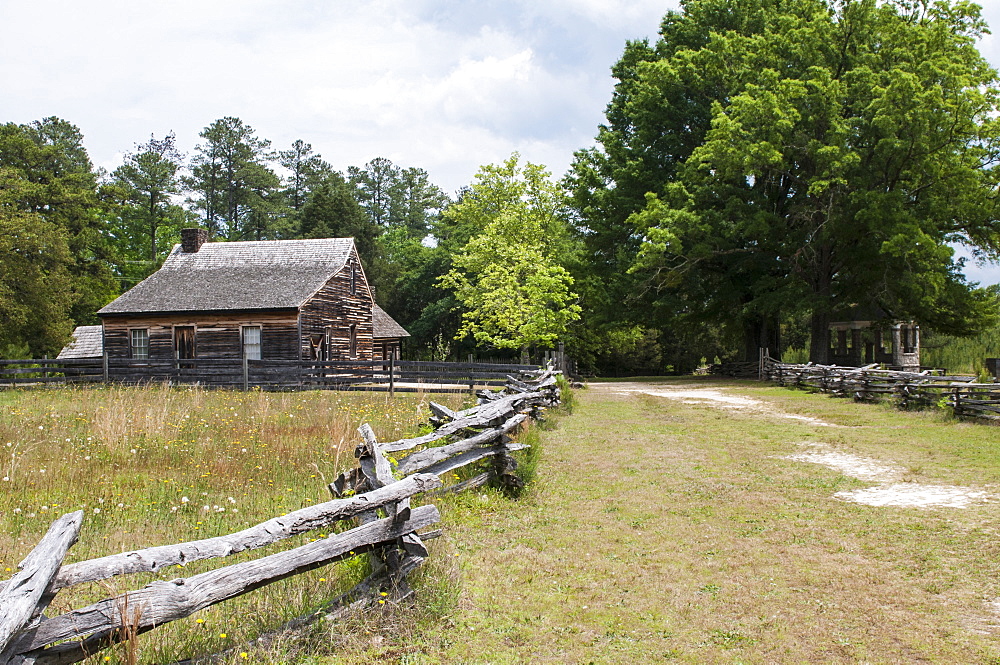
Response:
[305,378,1000,664]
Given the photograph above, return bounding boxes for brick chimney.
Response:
[181,228,209,253]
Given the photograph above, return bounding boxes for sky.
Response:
[4,0,1000,283]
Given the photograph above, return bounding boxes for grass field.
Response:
[313,378,1000,664]
[0,385,468,665]
[4,380,1000,664]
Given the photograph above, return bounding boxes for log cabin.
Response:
[93,229,408,363]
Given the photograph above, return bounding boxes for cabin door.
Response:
[174,326,196,361]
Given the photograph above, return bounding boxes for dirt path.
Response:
[362,379,1000,664]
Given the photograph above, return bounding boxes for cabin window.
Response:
[350,262,357,296]
[349,324,357,358]
[130,329,149,360]
[242,326,262,360]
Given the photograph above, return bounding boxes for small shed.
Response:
[57,325,103,359]
[95,229,408,363]
[828,308,920,370]
[373,304,410,361]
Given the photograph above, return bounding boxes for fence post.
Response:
[243,356,249,392]
[102,351,109,383]
[389,355,395,397]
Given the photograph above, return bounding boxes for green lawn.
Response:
[316,378,1000,664]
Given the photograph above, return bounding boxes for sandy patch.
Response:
[834,484,993,508]
[785,448,902,482]
[601,383,838,426]
[783,443,994,509]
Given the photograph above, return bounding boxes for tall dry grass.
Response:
[0,384,466,664]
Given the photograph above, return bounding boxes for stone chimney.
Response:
[181,228,209,253]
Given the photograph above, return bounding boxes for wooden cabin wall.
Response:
[101,312,299,360]
[300,253,374,360]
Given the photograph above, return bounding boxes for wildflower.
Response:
[219,633,227,639]
[227,497,236,504]
[93,508,100,515]
[181,496,190,503]
[37,425,43,430]
[240,653,248,659]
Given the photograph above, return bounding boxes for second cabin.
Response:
[96,229,409,363]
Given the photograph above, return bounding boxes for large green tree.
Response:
[440,155,581,355]
[0,168,76,356]
[0,117,117,328]
[571,0,1000,363]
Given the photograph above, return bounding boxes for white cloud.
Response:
[6,0,1000,284]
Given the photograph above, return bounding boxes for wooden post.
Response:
[389,355,395,397]
[102,351,109,383]
[0,511,82,664]
[243,355,249,392]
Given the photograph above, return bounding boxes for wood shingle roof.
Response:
[98,238,356,315]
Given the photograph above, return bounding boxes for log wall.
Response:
[101,312,300,361]
[299,249,375,361]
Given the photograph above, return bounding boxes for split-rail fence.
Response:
[713,356,1000,422]
[0,358,546,393]
[0,367,562,664]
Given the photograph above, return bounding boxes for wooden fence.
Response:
[0,367,562,664]
[757,358,1000,421]
[0,358,543,393]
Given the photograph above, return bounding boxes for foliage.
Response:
[439,155,581,351]
[0,169,76,356]
[105,133,187,288]
[299,172,375,258]
[0,117,117,331]
[186,117,282,241]
[570,0,1000,364]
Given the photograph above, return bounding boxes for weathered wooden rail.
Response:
[0,365,562,664]
[0,358,542,393]
[758,358,1000,421]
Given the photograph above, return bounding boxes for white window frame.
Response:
[130,328,149,360]
[242,325,262,360]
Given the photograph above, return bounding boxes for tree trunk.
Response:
[741,314,781,362]
[809,310,831,364]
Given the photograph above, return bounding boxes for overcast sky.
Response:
[4,0,1000,283]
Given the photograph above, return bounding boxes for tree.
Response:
[440,155,581,355]
[186,117,281,240]
[0,168,76,356]
[572,0,1000,363]
[0,117,117,327]
[396,167,449,239]
[348,157,403,228]
[299,172,376,259]
[106,133,186,285]
[279,139,332,213]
